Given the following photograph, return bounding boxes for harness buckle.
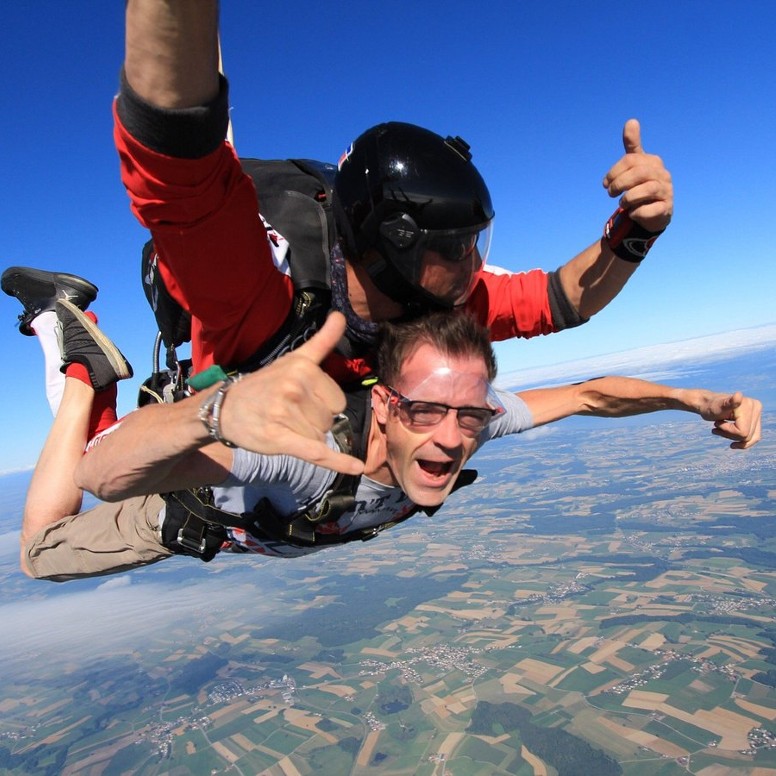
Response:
[177,521,208,555]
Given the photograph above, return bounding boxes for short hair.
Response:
[376,311,497,386]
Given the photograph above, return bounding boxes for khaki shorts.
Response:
[23,494,172,582]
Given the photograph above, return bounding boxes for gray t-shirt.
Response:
[216,389,532,557]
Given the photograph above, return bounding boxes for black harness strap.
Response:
[161,466,479,559]
[160,495,227,562]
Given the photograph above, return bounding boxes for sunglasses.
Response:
[386,386,498,434]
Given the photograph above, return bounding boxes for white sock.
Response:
[31,310,65,416]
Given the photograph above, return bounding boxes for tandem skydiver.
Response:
[3,271,760,581]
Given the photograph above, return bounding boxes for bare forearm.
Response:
[125,0,220,108]
[521,378,722,427]
[74,392,226,501]
[557,240,638,319]
[74,314,366,499]
[573,377,761,449]
[520,376,760,449]
[577,378,703,417]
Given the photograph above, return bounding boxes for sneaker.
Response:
[1,266,98,336]
[56,299,133,391]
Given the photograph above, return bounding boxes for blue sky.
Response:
[2,1,775,473]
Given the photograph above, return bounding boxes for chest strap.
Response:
[168,467,478,561]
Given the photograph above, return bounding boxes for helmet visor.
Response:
[414,221,493,306]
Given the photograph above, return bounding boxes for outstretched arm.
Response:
[76,313,365,501]
[557,119,673,319]
[517,376,762,450]
[124,0,219,108]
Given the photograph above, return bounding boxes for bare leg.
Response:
[20,377,94,575]
[19,311,129,577]
[2,268,130,577]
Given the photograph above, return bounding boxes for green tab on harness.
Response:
[187,365,230,391]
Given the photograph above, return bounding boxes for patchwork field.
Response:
[2,415,775,775]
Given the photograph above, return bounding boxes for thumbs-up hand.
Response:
[602,119,673,233]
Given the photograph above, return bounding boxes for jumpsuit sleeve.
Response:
[113,72,294,370]
[466,266,587,341]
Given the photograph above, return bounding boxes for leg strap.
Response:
[160,498,227,562]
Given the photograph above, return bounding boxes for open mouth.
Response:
[417,459,454,479]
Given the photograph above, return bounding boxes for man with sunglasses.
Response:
[22,310,760,580]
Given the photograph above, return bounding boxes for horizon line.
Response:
[499,321,776,389]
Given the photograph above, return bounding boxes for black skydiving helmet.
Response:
[334,122,494,310]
